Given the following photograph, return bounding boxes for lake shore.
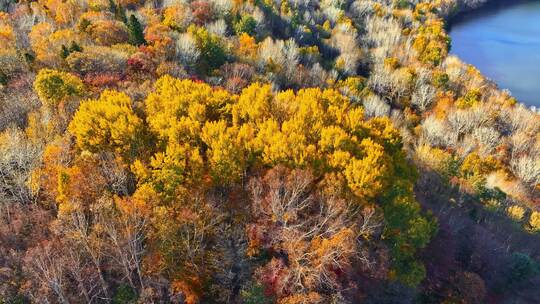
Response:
[447,0,540,110]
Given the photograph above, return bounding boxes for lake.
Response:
[449,0,540,108]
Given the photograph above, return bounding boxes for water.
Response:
[449,0,540,107]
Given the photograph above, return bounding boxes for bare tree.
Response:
[0,127,42,226]
[511,156,540,188]
[249,167,382,295]
[99,200,147,291]
[411,69,436,112]
[421,116,457,148]
[58,206,111,301]
[25,242,70,304]
[363,94,390,118]
[472,127,500,156]
[63,246,102,303]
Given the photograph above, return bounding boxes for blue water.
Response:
[449,1,540,107]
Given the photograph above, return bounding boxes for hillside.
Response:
[0,0,539,303]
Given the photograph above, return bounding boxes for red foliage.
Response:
[191,1,214,25]
[189,75,204,83]
[128,52,156,74]
[256,258,291,298]
[83,72,124,87]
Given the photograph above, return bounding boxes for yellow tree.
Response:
[38,0,83,25]
[201,120,254,185]
[30,24,81,66]
[34,69,85,108]
[68,90,144,161]
[132,142,204,200]
[232,83,274,125]
[344,138,390,199]
[145,75,235,143]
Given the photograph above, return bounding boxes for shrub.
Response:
[456,89,482,109]
[508,252,539,285]
[240,282,273,304]
[507,205,525,222]
[529,211,540,231]
[112,284,137,304]
[176,32,201,69]
[234,15,257,36]
[66,46,129,76]
[189,25,227,73]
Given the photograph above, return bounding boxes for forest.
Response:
[0,0,539,303]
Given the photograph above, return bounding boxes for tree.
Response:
[411,70,436,111]
[59,205,111,300]
[112,284,137,304]
[127,14,146,46]
[33,69,85,107]
[511,156,540,189]
[344,138,390,199]
[108,0,128,23]
[60,45,70,59]
[241,282,274,304]
[66,45,129,76]
[236,33,258,61]
[201,120,253,185]
[68,90,145,161]
[88,20,129,46]
[189,25,227,73]
[163,4,192,31]
[144,75,235,142]
[60,41,83,59]
[175,32,200,70]
[412,19,450,66]
[29,24,81,66]
[530,211,540,231]
[234,15,257,36]
[331,21,362,75]
[456,89,482,109]
[24,241,69,304]
[191,0,214,25]
[101,194,150,291]
[0,127,41,206]
[248,167,380,300]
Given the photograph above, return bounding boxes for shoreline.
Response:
[445,0,540,113]
[446,0,537,29]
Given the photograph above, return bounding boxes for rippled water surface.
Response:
[449,1,540,107]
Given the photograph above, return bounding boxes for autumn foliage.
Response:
[0,0,539,303]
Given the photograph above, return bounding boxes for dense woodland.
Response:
[0,0,539,303]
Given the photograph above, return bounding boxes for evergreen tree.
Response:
[60,45,70,59]
[69,41,82,53]
[116,4,127,23]
[78,18,91,32]
[108,0,127,23]
[127,14,146,46]
[0,71,7,85]
[108,0,117,14]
